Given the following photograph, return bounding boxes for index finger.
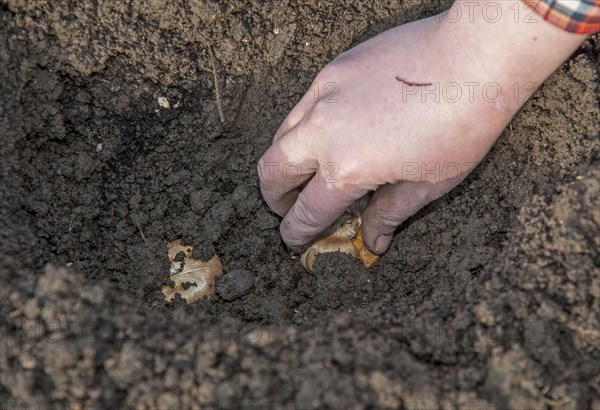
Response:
[258,121,318,216]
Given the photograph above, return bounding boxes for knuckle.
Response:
[304,102,333,129]
[413,184,434,204]
[334,162,362,189]
[256,157,267,182]
[257,155,277,185]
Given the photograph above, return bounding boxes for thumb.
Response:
[361,181,454,254]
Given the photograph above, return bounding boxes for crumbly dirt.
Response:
[1,0,598,408]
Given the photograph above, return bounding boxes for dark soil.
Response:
[1,0,599,408]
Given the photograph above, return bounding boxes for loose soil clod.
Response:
[301,203,379,272]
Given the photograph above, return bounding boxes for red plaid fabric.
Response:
[522,0,600,34]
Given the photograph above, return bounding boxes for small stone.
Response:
[157,96,170,109]
[216,269,255,301]
[19,352,38,369]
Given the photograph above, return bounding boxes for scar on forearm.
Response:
[395,76,432,87]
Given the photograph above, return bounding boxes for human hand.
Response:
[258,0,587,255]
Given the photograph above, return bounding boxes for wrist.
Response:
[437,0,587,107]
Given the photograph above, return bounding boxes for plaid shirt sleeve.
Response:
[522,0,600,34]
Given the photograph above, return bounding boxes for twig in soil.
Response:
[132,219,149,249]
[207,46,225,123]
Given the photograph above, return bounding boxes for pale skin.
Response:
[258,0,588,255]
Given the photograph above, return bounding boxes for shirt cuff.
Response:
[521,0,600,34]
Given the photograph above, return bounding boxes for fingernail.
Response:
[374,234,392,255]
